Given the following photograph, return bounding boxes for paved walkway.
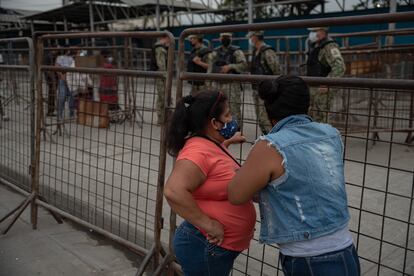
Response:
[0,184,144,276]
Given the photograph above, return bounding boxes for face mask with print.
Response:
[218,118,239,139]
[249,38,255,47]
[308,32,318,43]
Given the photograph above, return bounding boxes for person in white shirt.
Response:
[66,58,93,110]
[55,47,75,121]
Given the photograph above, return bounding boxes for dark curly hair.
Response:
[258,75,310,121]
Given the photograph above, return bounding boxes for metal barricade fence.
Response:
[0,38,35,192]
[172,74,414,276]
[224,29,414,78]
[157,11,414,276]
[272,29,414,78]
[177,14,414,142]
[43,46,152,71]
[32,31,174,273]
[330,85,414,140]
[0,15,413,276]
[277,30,414,78]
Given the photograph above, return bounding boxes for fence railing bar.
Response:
[41,66,165,78]
[180,73,414,90]
[0,65,30,70]
[180,12,414,36]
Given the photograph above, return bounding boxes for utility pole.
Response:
[247,0,253,53]
[156,0,160,31]
[89,0,95,46]
[247,0,253,24]
[387,0,397,45]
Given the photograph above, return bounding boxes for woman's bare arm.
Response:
[164,159,224,244]
[228,140,285,205]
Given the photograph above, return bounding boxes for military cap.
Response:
[307,27,329,31]
[219,32,232,37]
[246,30,264,37]
[188,34,204,40]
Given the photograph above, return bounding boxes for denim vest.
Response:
[257,115,350,244]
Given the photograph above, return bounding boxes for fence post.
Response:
[32,36,44,230]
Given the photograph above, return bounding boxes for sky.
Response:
[0,0,362,12]
[0,0,61,11]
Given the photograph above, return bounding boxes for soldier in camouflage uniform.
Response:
[307,26,345,123]
[151,34,170,124]
[187,34,212,96]
[208,32,247,123]
[248,30,282,134]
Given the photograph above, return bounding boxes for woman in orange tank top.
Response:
[164,90,256,276]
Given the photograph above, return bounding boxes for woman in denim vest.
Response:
[228,76,360,276]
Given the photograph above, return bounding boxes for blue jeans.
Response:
[173,221,240,276]
[280,244,361,276]
[57,79,75,121]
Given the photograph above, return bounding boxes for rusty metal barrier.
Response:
[153,11,414,276]
[43,45,154,71]
[0,31,174,275]
[170,78,414,276]
[217,28,414,78]
[0,37,37,235]
[0,14,413,276]
[34,31,175,273]
[0,37,34,191]
[269,28,414,78]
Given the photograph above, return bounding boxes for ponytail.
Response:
[166,90,226,157]
[167,95,194,156]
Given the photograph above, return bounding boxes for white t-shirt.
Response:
[279,225,353,257]
[55,55,74,68]
[66,61,93,96]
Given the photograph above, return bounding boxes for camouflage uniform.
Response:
[251,42,282,133]
[188,44,212,96]
[154,41,168,124]
[307,37,345,122]
[208,44,247,122]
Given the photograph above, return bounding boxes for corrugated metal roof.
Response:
[121,0,207,10]
[24,2,132,23]
[10,9,39,16]
[23,0,206,24]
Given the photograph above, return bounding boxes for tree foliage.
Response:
[219,0,322,21]
[353,0,407,9]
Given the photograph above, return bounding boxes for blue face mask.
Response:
[218,118,239,139]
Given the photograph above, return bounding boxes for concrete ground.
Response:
[0,184,145,276]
